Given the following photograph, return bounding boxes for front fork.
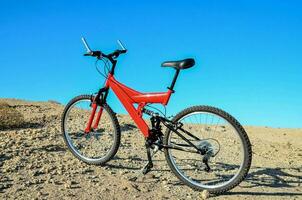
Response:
[84,87,108,133]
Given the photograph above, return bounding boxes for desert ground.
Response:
[0,98,301,200]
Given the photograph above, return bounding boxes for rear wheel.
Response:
[164,106,252,194]
[61,95,121,165]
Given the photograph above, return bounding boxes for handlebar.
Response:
[81,37,127,60]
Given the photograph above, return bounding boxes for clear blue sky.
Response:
[0,1,301,128]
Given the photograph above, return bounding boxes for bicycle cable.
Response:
[95,59,107,79]
[146,104,167,117]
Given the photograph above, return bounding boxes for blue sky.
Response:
[0,1,301,128]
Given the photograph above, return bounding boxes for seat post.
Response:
[168,69,180,92]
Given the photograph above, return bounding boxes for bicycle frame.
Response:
[85,73,174,138]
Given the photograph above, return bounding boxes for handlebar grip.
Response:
[83,51,102,58]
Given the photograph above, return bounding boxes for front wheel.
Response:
[164,106,252,194]
[61,95,121,165]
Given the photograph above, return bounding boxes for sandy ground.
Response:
[0,98,301,200]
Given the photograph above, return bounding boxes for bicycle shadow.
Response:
[109,160,302,196]
[0,154,12,166]
[31,144,66,153]
[243,166,302,188]
[120,123,137,132]
[223,166,302,197]
[0,122,45,131]
[164,165,302,197]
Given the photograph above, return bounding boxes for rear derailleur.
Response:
[197,140,215,172]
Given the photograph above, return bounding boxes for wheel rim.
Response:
[167,111,245,189]
[64,99,116,162]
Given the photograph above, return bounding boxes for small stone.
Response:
[108,171,116,175]
[24,149,31,156]
[164,186,170,192]
[42,166,50,173]
[90,175,97,179]
[64,183,71,189]
[162,180,168,185]
[200,190,210,199]
[118,171,127,175]
[101,187,109,192]
[145,173,155,179]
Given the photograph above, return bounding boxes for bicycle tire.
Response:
[163,105,252,194]
[61,95,121,165]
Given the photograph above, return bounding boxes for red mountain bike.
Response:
[61,38,252,194]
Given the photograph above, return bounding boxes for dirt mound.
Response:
[0,102,26,130]
[0,98,301,200]
[0,99,63,131]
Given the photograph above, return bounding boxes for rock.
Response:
[164,186,170,192]
[41,166,50,174]
[118,170,127,175]
[100,187,109,192]
[145,173,155,179]
[200,190,210,199]
[108,171,116,175]
[0,102,26,130]
[64,180,77,188]
[64,183,71,189]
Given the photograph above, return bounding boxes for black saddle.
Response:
[161,58,195,70]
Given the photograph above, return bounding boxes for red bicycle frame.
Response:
[85,73,175,137]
